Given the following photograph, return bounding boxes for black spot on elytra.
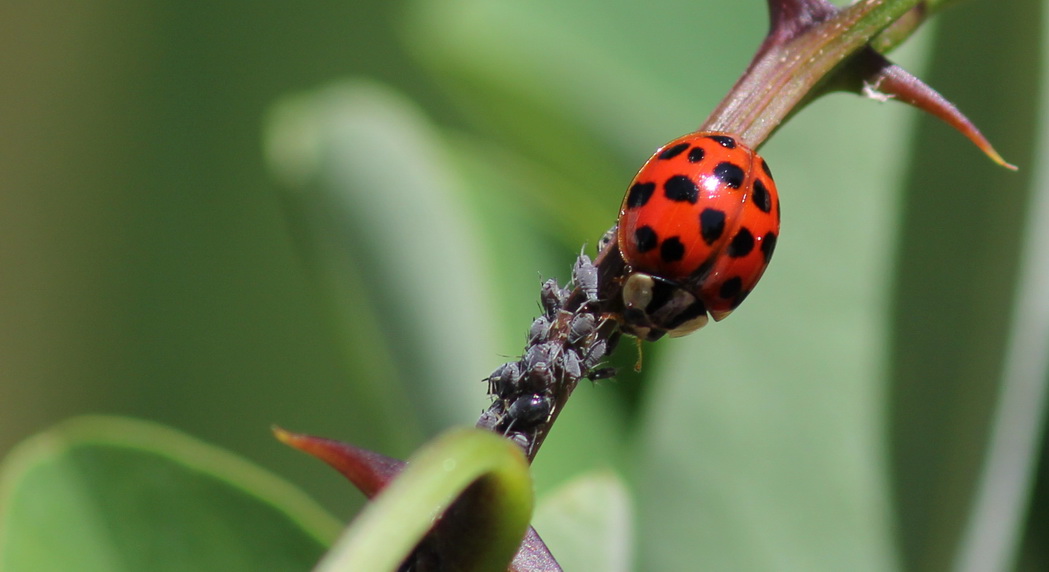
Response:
[687,146,705,163]
[728,227,754,258]
[730,289,751,309]
[719,276,743,299]
[660,237,685,263]
[708,135,737,149]
[713,162,745,189]
[752,178,772,213]
[761,158,773,180]
[658,142,690,160]
[664,175,699,203]
[761,232,777,263]
[626,182,656,208]
[634,226,658,253]
[699,208,726,245]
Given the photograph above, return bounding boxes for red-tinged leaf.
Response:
[273,426,404,498]
[276,427,562,570]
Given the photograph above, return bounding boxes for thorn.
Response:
[853,48,1017,171]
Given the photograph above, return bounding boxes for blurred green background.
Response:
[2,1,1047,570]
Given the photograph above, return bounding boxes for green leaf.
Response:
[316,428,533,572]
[265,80,509,434]
[402,0,768,242]
[887,1,1046,570]
[264,79,628,499]
[531,470,634,572]
[0,416,340,572]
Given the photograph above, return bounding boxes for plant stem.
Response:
[704,0,922,147]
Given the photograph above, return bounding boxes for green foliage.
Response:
[0,417,338,571]
[531,470,634,572]
[1,1,1046,570]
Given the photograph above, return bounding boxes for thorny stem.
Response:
[870,0,971,53]
[477,0,1015,467]
[709,0,1014,168]
[288,2,1018,570]
[704,0,922,147]
[477,252,621,463]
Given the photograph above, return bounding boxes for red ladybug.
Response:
[616,132,780,340]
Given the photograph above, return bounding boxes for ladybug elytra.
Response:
[616,131,780,341]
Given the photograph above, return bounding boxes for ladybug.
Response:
[616,131,780,341]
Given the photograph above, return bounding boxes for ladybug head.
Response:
[619,272,709,341]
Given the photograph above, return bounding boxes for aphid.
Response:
[561,349,583,380]
[485,361,522,397]
[505,393,554,429]
[572,253,600,304]
[582,338,608,370]
[540,278,567,316]
[528,315,553,345]
[567,313,597,344]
